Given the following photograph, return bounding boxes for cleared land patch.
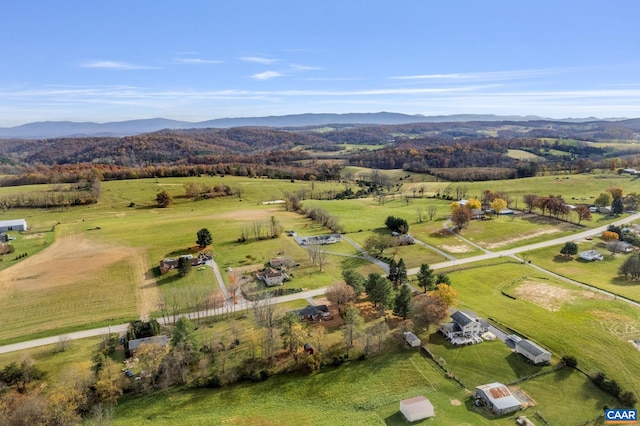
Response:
[440,243,474,253]
[513,280,608,311]
[0,234,151,341]
[482,228,560,249]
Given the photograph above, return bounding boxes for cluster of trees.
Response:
[239,217,282,242]
[619,253,640,280]
[384,216,409,234]
[301,206,341,233]
[592,372,637,407]
[184,182,233,199]
[0,179,101,209]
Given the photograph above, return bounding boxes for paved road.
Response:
[2,212,639,355]
[0,287,328,354]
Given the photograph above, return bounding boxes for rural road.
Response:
[1,212,639,355]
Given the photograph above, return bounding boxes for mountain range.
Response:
[0,112,628,139]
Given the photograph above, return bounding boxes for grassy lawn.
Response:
[446,263,640,393]
[112,351,514,426]
[519,368,617,425]
[520,242,640,302]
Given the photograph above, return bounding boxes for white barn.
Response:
[475,383,522,415]
[0,219,27,232]
[515,339,551,364]
[399,396,434,422]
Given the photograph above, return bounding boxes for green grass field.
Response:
[443,263,640,393]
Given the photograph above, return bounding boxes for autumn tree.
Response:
[432,283,457,307]
[601,231,619,242]
[393,285,413,320]
[342,269,366,297]
[574,205,592,224]
[523,194,538,213]
[451,205,471,230]
[607,186,624,199]
[196,228,213,249]
[156,190,173,208]
[280,312,306,358]
[467,198,482,210]
[416,263,435,292]
[94,358,125,406]
[325,282,356,317]
[560,241,578,257]
[410,293,449,330]
[490,197,507,215]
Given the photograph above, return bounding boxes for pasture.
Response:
[441,262,640,393]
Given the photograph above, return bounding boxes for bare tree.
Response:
[416,207,424,223]
[427,205,438,221]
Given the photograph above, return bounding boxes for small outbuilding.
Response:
[579,250,604,261]
[0,219,27,232]
[399,396,434,422]
[404,331,421,348]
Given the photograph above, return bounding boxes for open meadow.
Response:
[0,171,637,424]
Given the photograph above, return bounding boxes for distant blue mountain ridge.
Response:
[0,112,629,139]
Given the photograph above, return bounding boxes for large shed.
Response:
[399,396,434,422]
[475,382,522,415]
[0,219,27,232]
[514,339,551,364]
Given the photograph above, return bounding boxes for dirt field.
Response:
[440,244,474,253]
[0,234,157,318]
[484,229,561,249]
[513,280,608,311]
[214,208,287,221]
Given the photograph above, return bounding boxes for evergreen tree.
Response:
[178,256,192,276]
[416,263,435,292]
[342,269,366,297]
[387,259,398,285]
[393,285,412,320]
[196,228,213,248]
[396,258,408,287]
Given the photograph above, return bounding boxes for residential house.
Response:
[257,267,288,286]
[399,396,434,422]
[290,304,332,322]
[579,250,604,261]
[300,234,341,245]
[269,257,292,268]
[470,209,486,220]
[475,383,522,415]
[127,335,168,357]
[440,311,485,338]
[0,219,27,232]
[159,253,211,274]
[514,339,551,364]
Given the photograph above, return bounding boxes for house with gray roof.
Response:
[290,304,332,322]
[514,339,551,364]
[579,250,604,261]
[127,335,168,356]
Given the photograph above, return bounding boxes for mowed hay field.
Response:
[0,177,378,343]
[442,262,640,393]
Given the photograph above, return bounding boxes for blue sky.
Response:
[2,1,640,126]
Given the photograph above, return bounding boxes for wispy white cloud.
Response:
[240,56,279,64]
[81,60,160,70]
[252,71,285,80]
[389,69,556,81]
[175,58,222,64]
[290,64,321,71]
